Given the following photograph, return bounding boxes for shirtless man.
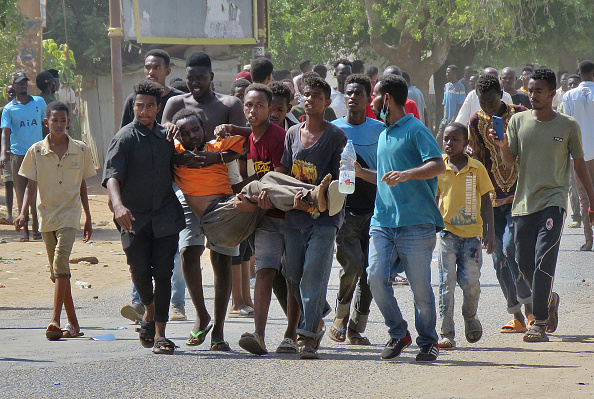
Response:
[161,51,246,351]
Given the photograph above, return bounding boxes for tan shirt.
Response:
[19,135,96,232]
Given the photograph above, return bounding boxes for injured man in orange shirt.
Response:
[171,109,344,248]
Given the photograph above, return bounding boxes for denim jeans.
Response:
[438,231,482,339]
[132,251,186,307]
[335,212,373,333]
[367,224,438,346]
[284,224,337,338]
[492,204,532,313]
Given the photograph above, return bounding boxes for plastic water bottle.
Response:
[339,140,356,194]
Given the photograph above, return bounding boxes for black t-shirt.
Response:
[512,92,532,109]
[120,87,183,128]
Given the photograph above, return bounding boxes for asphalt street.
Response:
[1,225,593,398]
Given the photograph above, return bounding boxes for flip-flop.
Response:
[523,324,549,342]
[46,323,63,341]
[327,323,347,343]
[347,335,371,345]
[546,292,560,333]
[32,232,42,240]
[210,340,231,351]
[465,319,483,343]
[152,337,177,355]
[299,345,319,359]
[500,319,527,333]
[238,332,268,356]
[327,181,347,216]
[186,321,213,346]
[276,337,298,353]
[62,323,84,338]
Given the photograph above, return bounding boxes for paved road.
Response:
[1,226,593,398]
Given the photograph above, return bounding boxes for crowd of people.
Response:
[2,48,593,362]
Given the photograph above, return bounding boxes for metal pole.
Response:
[108,0,123,134]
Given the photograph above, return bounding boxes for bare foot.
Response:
[310,174,332,213]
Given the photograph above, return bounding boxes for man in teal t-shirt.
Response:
[355,74,445,362]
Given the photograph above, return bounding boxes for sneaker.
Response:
[416,343,439,362]
[438,336,456,349]
[568,221,580,228]
[170,305,187,321]
[380,330,412,360]
[121,302,144,323]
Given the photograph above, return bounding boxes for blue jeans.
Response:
[438,231,482,338]
[132,251,186,306]
[284,224,337,338]
[492,204,531,313]
[367,224,438,346]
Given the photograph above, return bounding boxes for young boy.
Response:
[15,101,95,340]
[436,122,495,349]
[104,80,185,354]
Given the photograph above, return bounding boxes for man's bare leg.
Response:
[51,277,68,327]
[210,250,232,344]
[285,282,301,340]
[3,181,13,223]
[252,268,276,346]
[181,245,211,336]
[62,279,80,334]
[143,302,166,341]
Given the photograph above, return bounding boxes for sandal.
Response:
[186,321,213,346]
[465,319,483,343]
[327,322,346,343]
[500,319,527,333]
[46,323,63,341]
[299,345,319,360]
[276,338,298,354]
[545,292,560,333]
[152,337,177,355]
[238,332,268,356]
[210,340,231,351]
[32,232,42,240]
[523,324,549,342]
[62,323,84,338]
[347,335,371,345]
[136,320,156,348]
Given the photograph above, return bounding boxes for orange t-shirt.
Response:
[174,136,245,196]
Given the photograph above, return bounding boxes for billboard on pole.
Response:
[121,0,259,45]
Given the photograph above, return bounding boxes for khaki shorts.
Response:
[1,159,12,182]
[42,228,77,281]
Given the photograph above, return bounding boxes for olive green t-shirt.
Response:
[507,110,583,216]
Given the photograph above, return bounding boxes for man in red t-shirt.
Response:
[216,83,302,355]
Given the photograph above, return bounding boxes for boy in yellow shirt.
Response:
[15,101,95,340]
[436,122,495,349]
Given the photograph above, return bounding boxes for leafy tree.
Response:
[0,0,25,91]
[43,0,110,76]
[42,39,81,91]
